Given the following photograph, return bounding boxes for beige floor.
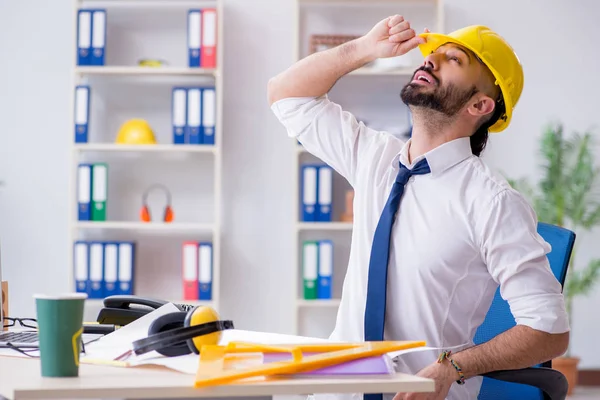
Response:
[569,386,600,399]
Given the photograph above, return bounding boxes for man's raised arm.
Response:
[267,15,425,105]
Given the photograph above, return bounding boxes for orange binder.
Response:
[194,340,426,388]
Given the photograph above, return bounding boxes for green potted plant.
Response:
[506,122,600,395]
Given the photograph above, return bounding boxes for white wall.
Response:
[1,0,599,368]
[0,0,73,316]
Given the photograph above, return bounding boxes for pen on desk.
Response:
[83,323,121,335]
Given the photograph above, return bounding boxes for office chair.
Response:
[474,222,576,400]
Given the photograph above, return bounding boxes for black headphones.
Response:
[131,305,234,357]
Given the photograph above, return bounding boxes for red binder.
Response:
[182,241,199,300]
[201,9,217,68]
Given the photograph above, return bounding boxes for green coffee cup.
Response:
[34,293,87,377]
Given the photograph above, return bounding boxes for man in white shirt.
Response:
[268,15,570,400]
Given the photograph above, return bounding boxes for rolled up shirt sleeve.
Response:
[271,95,385,187]
[477,188,570,334]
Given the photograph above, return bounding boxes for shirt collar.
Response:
[394,137,473,176]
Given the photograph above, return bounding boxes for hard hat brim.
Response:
[416,32,511,133]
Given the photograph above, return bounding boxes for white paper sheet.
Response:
[128,353,200,374]
[80,304,443,376]
[112,328,339,374]
[82,303,336,365]
[219,329,334,346]
[83,303,180,361]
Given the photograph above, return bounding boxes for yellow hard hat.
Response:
[115,119,157,145]
[417,25,524,133]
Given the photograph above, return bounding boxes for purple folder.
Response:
[262,352,395,375]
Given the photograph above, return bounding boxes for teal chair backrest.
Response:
[474,222,575,400]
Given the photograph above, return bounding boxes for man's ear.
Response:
[467,95,495,118]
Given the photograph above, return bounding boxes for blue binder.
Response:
[317,240,333,299]
[77,10,92,65]
[186,87,202,144]
[90,9,106,66]
[316,165,333,222]
[172,87,187,144]
[301,164,318,221]
[88,241,105,299]
[198,242,212,300]
[202,87,216,145]
[102,242,119,297]
[77,163,92,221]
[74,85,90,143]
[188,10,201,67]
[73,241,89,295]
[117,242,135,295]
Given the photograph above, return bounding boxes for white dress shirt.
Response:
[271,95,570,400]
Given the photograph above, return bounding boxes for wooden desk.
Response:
[0,356,435,399]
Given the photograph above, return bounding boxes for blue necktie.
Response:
[363,158,431,400]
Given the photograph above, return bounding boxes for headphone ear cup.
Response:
[164,205,174,223]
[147,312,191,357]
[184,306,223,354]
[140,206,151,222]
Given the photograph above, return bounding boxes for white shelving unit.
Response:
[68,0,224,320]
[291,0,444,338]
[74,143,217,153]
[75,66,217,76]
[73,221,215,233]
[296,222,353,231]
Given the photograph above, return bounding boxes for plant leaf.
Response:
[506,123,600,304]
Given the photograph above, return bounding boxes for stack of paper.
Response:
[81,304,433,377]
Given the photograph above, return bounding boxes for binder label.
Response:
[74,86,90,143]
[303,241,318,299]
[187,88,201,144]
[172,88,187,144]
[91,163,107,221]
[77,164,91,221]
[77,11,91,65]
[188,10,201,67]
[91,10,106,65]
[118,243,134,295]
[202,88,216,144]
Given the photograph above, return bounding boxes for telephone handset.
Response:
[96,295,194,326]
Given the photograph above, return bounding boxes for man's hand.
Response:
[393,360,456,400]
[362,15,428,60]
[267,14,428,104]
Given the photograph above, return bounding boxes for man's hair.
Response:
[470,92,506,157]
[468,49,508,158]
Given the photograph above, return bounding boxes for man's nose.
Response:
[422,54,439,70]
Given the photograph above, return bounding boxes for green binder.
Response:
[302,241,318,299]
[91,163,107,221]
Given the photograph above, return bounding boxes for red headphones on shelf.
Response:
[140,184,174,223]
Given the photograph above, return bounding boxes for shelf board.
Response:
[297,222,353,231]
[74,143,217,154]
[297,299,341,307]
[78,0,218,9]
[75,66,217,76]
[74,221,215,232]
[299,0,436,5]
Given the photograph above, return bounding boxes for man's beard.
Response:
[400,68,478,117]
